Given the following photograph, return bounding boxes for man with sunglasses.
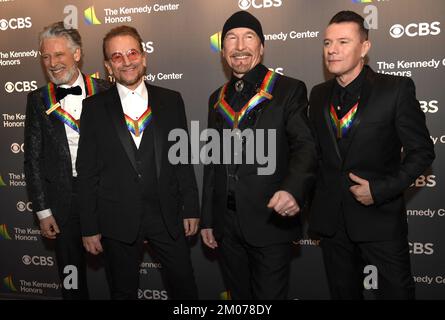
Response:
[76,26,199,299]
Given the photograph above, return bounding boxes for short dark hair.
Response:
[102,25,144,60]
[329,10,369,41]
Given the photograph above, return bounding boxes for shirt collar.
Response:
[335,65,367,96]
[230,63,269,88]
[117,80,148,101]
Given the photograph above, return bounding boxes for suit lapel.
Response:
[145,83,163,180]
[321,80,342,162]
[232,80,273,176]
[107,86,139,174]
[81,73,88,95]
[342,67,376,159]
[38,89,70,156]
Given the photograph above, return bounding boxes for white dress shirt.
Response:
[117,80,149,149]
[36,70,86,220]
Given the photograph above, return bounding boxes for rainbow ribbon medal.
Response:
[329,101,359,139]
[124,105,153,137]
[214,70,279,128]
[43,76,97,133]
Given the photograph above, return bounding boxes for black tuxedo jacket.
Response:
[308,66,435,241]
[76,82,199,244]
[201,72,318,246]
[24,75,110,226]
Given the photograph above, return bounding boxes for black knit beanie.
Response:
[221,11,265,48]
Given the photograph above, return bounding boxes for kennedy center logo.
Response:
[84,6,101,25]
[210,32,222,52]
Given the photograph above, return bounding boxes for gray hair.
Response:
[39,21,82,53]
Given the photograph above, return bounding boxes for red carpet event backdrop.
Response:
[0,0,443,299]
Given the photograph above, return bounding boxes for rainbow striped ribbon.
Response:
[214,70,279,128]
[329,102,359,139]
[43,76,97,133]
[124,106,152,137]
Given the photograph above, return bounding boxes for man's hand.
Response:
[349,173,374,206]
[184,218,199,237]
[267,190,300,217]
[201,228,218,249]
[82,234,103,255]
[40,216,60,239]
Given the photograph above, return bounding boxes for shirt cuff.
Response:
[36,208,53,220]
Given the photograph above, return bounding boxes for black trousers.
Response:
[219,209,292,300]
[54,183,89,300]
[102,210,198,300]
[320,211,415,300]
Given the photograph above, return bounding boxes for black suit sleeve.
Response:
[24,92,48,212]
[280,81,318,206]
[173,92,200,219]
[308,87,324,167]
[76,97,100,236]
[370,78,435,204]
[200,92,219,229]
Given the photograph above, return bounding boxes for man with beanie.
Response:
[201,11,317,299]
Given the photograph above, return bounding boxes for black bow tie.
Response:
[55,85,82,101]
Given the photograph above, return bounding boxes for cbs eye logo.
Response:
[0,17,32,31]
[17,201,32,212]
[4,81,38,93]
[238,0,282,10]
[22,255,54,266]
[11,143,24,154]
[390,22,440,38]
[138,289,168,300]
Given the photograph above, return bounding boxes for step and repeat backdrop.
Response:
[0,0,444,300]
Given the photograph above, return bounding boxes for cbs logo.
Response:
[22,255,54,266]
[5,81,38,93]
[17,201,32,212]
[390,22,440,38]
[269,67,284,75]
[411,175,436,188]
[0,17,32,31]
[11,143,24,154]
[141,41,154,54]
[420,100,438,114]
[238,0,282,10]
[137,289,168,300]
[409,242,434,255]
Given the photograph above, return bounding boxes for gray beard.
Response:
[47,65,77,85]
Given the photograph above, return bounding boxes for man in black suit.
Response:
[24,21,110,299]
[308,11,435,299]
[77,26,199,300]
[200,11,317,299]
